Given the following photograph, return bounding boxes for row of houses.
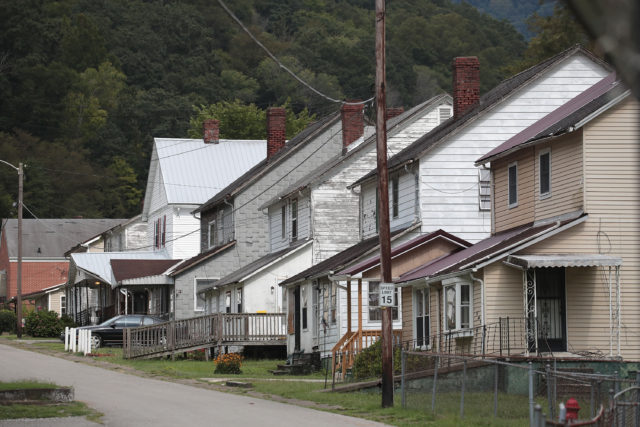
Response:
[2,45,638,366]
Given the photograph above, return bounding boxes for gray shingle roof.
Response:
[1,218,126,258]
[194,113,341,214]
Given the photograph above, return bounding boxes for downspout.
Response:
[616,265,621,358]
[608,266,613,357]
[469,272,485,329]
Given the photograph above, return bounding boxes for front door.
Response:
[133,292,148,314]
[294,286,301,351]
[534,268,567,352]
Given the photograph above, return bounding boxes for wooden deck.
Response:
[123,313,286,359]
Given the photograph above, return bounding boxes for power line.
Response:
[216,0,374,107]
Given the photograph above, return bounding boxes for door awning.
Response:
[507,254,622,269]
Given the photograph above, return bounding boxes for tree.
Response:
[188,99,314,140]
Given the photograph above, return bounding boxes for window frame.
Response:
[194,278,216,312]
[236,287,243,313]
[478,168,491,211]
[539,148,551,199]
[442,279,473,334]
[391,176,399,218]
[208,219,217,249]
[290,198,298,242]
[508,162,518,208]
[281,204,286,240]
[302,285,308,330]
[60,295,66,315]
[368,281,399,322]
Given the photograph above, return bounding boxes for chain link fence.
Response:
[397,350,640,426]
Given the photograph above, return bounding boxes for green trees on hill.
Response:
[0,0,585,219]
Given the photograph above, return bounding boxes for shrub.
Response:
[351,339,401,380]
[24,310,63,337]
[59,315,76,329]
[214,352,243,374]
[0,309,16,334]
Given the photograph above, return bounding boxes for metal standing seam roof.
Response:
[351,45,612,188]
[476,73,622,165]
[336,229,471,277]
[1,218,126,258]
[153,138,267,205]
[212,239,312,289]
[194,113,342,214]
[396,213,586,284]
[70,251,169,287]
[258,94,452,210]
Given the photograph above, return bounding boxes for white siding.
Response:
[148,160,168,215]
[361,181,377,239]
[296,194,311,242]
[269,202,288,252]
[390,170,417,231]
[419,52,609,243]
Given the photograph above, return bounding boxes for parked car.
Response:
[60,314,166,348]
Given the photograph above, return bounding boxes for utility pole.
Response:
[375,0,393,408]
[17,162,23,338]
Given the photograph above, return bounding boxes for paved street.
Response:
[0,345,386,427]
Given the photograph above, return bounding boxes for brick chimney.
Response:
[387,107,404,119]
[452,56,480,118]
[341,101,364,150]
[267,107,286,158]
[203,119,220,144]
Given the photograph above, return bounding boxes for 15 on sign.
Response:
[379,283,395,307]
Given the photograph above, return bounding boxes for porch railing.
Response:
[331,329,403,380]
[123,312,286,359]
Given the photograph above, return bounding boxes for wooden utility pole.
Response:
[17,162,23,338]
[375,0,393,408]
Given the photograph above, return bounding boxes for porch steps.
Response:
[271,351,321,376]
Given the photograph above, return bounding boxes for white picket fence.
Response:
[64,327,92,355]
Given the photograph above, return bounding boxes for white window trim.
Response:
[194,277,217,312]
[478,168,491,211]
[414,287,430,350]
[508,161,518,209]
[208,219,216,248]
[442,278,473,335]
[367,280,399,323]
[539,148,552,199]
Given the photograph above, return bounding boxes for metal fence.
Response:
[398,350,640,426]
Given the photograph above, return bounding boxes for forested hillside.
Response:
[0,0,551,219]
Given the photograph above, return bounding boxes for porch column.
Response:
[357,279,362,331]
[346,280,352,333]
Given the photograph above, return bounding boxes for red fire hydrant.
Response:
[565,397,580,422]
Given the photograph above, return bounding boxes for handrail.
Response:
[123,312,286,359]
[331,329,402,380]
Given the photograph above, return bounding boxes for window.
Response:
[208,219,217,248]
[290,199,298,241]
[391,176,399,218]
[236,287,243,313]
[508,162,518,208]
[330,282,337,324]
[225,291,231,314]
[154,219,159,248]
[302,286,308,330]
[479,169,491,211]
[161,215,166,247]
[368,281,399,321]
[415,288,429,347]
[281,205,286,239]
[195,279,215,312]
[443,280,472,332]
[60,295,66,315]
[539,149,551,197]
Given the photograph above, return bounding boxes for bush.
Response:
[0,309,17,334]
[59,315,76,329]
[24,310,63,337]
[214,353,243,374]
[351,339,401,380]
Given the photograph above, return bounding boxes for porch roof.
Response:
[506,254,622,269]
[70,251,169,287]
[111,259,181,286]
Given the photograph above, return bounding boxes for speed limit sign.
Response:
[379,283,395,307]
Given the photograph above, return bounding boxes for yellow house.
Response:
[397,75,639,360]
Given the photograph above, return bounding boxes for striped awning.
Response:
[506,254,622,269]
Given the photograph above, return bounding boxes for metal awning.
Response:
[507,254,622,269]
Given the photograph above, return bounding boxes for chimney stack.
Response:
[341,101,364,150]
[203,119,220,144]
[452,56,480,118]
[267,107,286,158]
[387,107,404,120]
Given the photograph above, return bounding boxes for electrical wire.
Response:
[216,0,374,106]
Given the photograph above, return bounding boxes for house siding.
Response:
[174,120,344,319]
[421,53,608,242]
[493,148,536,233]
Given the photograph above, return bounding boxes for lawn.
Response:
[0,381,101,422]
[2,336,538,426]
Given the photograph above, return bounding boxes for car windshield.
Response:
[98,317,121,326]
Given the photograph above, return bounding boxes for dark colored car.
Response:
[61,314,166,348]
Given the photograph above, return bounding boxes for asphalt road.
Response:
[0,344,387,427]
